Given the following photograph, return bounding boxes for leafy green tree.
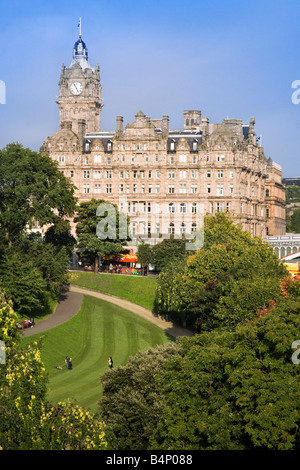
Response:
[74,199,129,273]
[155,212,287,331]
[137,241,153,275]
[0,143,76,247]
[151,237,190,272]
[151,291,300,450]
[99,343,180,450]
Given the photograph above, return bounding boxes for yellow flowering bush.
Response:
[0,290,106,450]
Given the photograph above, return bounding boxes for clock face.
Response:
[70,82,83,95]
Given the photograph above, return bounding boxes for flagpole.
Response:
[79,17,82,37]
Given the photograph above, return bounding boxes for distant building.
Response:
[41,31,286,242]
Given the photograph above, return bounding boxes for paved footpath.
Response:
[23,285,194,339]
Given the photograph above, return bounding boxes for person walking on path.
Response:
[65,356,72,370]
[108,356,113,369]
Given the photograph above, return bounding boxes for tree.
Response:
[151,289,300,450]
[0,290,107,450]
[151,237,190,272]
[155,212,287,331]
[74,199,129,273]
[99,343,180,450]
[137,241,153,275]
[0,143,76,247]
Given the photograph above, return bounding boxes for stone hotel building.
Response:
[41,32,286,243]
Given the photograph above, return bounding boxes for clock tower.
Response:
[57,30,103,136]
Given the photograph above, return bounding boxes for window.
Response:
[207,185,211,194]
[83,170,90,179]
[106,184,112,194]
[94,184,101,194]
[156,170,160,178]
[145,155,149,164]
[168,223,175,234]
[156,185,160,194]
[131,156,135,164]
[266,208,270,218]
[180,223,186,234]
[191,170,197,178]
[133,184,137,193]
[119,171,124,179]
[107,157,111,165]
[180,203,186,213]
[216,202,223,212]
[94,155,102,163]
[148,170,152,178]
[107,141,112,151]
[266,189,270,197]
[140,171,145,179]
[121,144,125,150]
[84,157,89,164]
[206,170,211,178]
[191,184,197,193]
[179,184,186,194]
[133,170,137,178]
[147,202,152,213]
[106,170,112,179]
[230,184,234,194]
[230,171,234,178]
[217,184,223,196]
[191,223,197,233]
[180,171,187,178]
[192,156,197,164]
[83,184,90,194]
[217,170,223,178]
[192,141,198,151]
[170,141,175,151]
[168,185,175,194]
[168,171,175,179]
[119,184,124,193]
[70,170,74,178]
[94,170,101,179]
[170,157,175,164]
[57,155,65,163]
[179,154,187,162]
[141,184,145,193]
[169,203,175,213]
[216,154,225,162]
[148,184,152,193]
[191,203,197,213]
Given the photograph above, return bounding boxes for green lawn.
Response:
[21,295,169,412]
[71,272,158,310]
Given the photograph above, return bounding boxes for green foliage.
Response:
[155,212,287,331]
[75,199,127,271]
[286,208,300,233]
[0,143,76,246]
[286,184,300,204]
[0,291,107,450]
[151,293,300,450]
[151,237,190,272]
[99,342,180,450]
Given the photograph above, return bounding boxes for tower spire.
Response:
[78,17,82,37]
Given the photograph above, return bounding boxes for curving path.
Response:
[23,285,194,339]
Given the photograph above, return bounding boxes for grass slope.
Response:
[22,295,169,411]
[71,272,157,310]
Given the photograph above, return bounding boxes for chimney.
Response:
[162,114,169,134]
[116,115,124,133]
[78,119,86,143]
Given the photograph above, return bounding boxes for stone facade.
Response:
[41,33,286,242]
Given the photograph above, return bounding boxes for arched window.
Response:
[180,203,186,213]
[168,223,175,234]
[180,223,186,234]
[169,203,175,213]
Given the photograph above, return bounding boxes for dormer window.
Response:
[192,140,198,151]
[107,141,112,151]
[170,140,175,151]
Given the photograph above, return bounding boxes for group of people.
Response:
[64,356,114,370]
[108,263,122,274]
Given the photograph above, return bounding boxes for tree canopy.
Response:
[155,212,287,331]
[74,199,129,273]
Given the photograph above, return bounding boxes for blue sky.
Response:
[0,0,300,176]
